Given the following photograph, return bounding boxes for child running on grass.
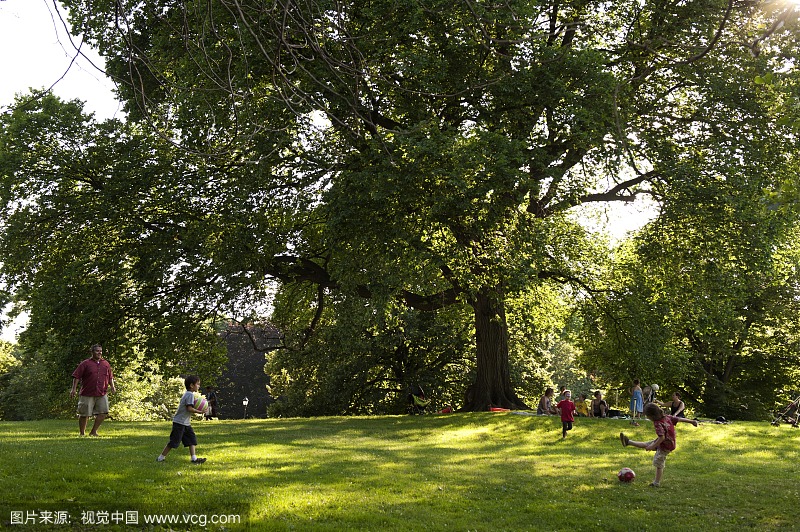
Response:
[157,375,207,464]
[556,390,576,439]
[620,402,698,487]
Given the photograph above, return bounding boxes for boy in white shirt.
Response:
[157,375,207,464]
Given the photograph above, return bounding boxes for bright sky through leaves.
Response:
[0,0,120,119]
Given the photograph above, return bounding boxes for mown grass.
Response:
[0,414,798,531]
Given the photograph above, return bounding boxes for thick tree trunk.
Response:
[462,286,529,411]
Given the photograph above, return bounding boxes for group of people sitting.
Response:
[537,387,611,417]
[537,385,687,419]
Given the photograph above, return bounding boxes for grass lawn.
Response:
[0,413,797,531]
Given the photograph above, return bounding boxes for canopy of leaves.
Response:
[268,285,475,415]
[3,1,800,415]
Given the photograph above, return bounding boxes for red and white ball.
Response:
[617,467,636,483]
[194,396,209,413]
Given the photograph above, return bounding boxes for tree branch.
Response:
[534,170,658,217]
[265,255,461,312]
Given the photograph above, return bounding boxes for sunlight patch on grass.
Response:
[434,424,493,443]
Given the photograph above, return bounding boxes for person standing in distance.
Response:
[70,344,116,436]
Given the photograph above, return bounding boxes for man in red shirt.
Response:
[70,344,116,436]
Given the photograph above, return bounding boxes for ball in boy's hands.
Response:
[617,467,636,483]
[194,396,209,413]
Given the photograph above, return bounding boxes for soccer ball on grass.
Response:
[617,467,636,483]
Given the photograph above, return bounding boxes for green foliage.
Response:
[0,341,21,419]
[582,194,800,420]
[574,1,800,419]
[0,338,189,421]
[0,93,240,381]
[0,340,18,374]
[266,260,599,415]
[507,284,585,404]
[4,1,800,413]
[579,241,690,390]
[267,287,473,416]
[0,345,74,420]
[109,362,185,421]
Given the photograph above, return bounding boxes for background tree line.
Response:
[2,0,800,420]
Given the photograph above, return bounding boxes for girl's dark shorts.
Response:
[168,422,198,448]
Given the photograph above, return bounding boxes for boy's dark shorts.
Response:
[167,422,198,448]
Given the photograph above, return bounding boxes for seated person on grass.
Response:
[659,391,686,418]
[537,387,557,415]
[590,391,608,418]
[575,393,590,417]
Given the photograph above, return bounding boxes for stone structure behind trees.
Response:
[214,323,281,419]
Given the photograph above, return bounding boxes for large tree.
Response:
[2,1,800,410]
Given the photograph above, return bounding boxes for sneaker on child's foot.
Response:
[619,432,630,447]
[156,456,165,463]
[191,457,207,464]
[649,482,660,488]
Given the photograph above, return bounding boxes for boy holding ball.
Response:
[157,375,208,464]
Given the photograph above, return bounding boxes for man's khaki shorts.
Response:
[76,395,110,417]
